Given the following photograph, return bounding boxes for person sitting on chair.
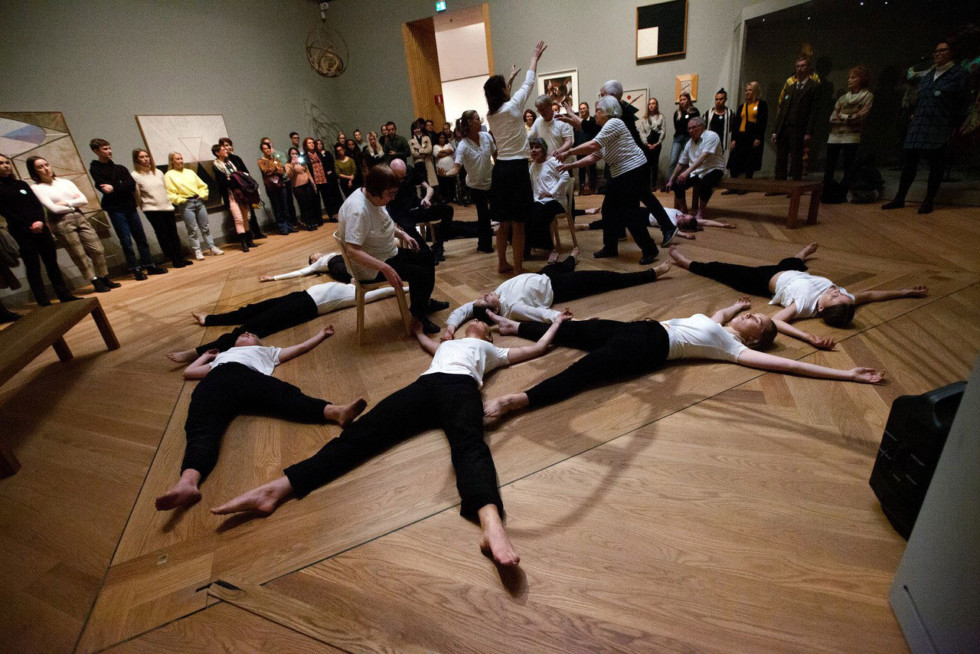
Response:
[526,136,570,258]
[386,159,454,263]
[664,117,725,222]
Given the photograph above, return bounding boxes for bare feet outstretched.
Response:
[325,397,367,427]
[498,262,514,274]
[547,250,559,264]
[668,247,691,269]
[796,242,818,260]
[211,476,293,516]
[155,469,203,511]
[653,261,672,278]
[483,393,529,421]
[191,311,207,326]
[478,504,520,567]
[569,246,580,260]
[167,349,198,364]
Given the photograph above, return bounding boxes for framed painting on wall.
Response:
[622,89,648,114]
[636,0,688,63]
[136,114,230,208]
[675,74,698,102]
[537,69,577,109]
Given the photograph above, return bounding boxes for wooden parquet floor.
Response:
[2,191,978,653]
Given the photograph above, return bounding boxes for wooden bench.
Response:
[0,297,119,477]
[717,177,822,228]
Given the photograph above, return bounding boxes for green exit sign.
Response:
[435,1,446,11]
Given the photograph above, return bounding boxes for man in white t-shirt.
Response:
[212,315,566,568]
[156,327,367,512]
[665,117,726,220]
[529,94,574,159]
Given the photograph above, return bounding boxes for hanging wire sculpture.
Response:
[306,24,348,78]
[305,101,341,142]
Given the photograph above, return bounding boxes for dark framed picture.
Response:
[636,0,688,63]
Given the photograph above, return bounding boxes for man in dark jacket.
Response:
[771,57,821,181]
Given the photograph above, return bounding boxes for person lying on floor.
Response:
[258,250,351,284]
[156,327,366,511]
[211,315,566,567]
[166,281,397,362]
[576,206,735,240]
[483,296,886,421]
[669,242,928,349]
[441,246,671,341]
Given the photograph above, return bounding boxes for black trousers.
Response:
[264,184,293,234]
[393,202,454,249]
[602,166,658,254]
[526,200,564,251]
[688,257,808,297]
[775,126,806,180]
[518,319,670,407]
[375,248,434,316]
[317,180,342,218]
[294,182,321,227]
[469,188,493,250]
[894,147,946,203]
[285,372,502,521]
[182,362,329,481]
[673,169,724,204]
[143,209,185,264]
[326,254,352,284]
[823,143,859,189]
[540,255,658,303]
[11,228,71,302]
[198,291,319,355]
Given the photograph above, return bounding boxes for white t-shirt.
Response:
[529,158,570,210]
[661,313,747,361]
[211,345,282,375]
[31,178,88,216]
[529,116,573,156]
[770,271,854,319]
[593,118,647,177]
[487,70,535,161]
[304,282,395,315]
[337,188,398,282]
[446,273,560,329]
[454,132,496,191]
[679,130,725,176]
[654,207,683,227]
[272,253,342,280]
[421,338,511,387]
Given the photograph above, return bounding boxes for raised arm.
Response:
[278,326,335,364]
[528,40,546,75]
[852,286,928,306]
[711,297,751,324]
[736,349,885,384]
[504,313,565,364]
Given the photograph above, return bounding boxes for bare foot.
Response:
[512,266,525,275]
[488,311,520,335]
[574,223,590,232]
[483,393,529,420]
[653,261,672,278]
[155,470,203,511]
[325,397,367,427]
[668,247,691,269]
[498,262,514,274]
[191,311,207,326]
[796,242,819,260]
[547,250,559,264]
[167,349,198,364]
[479,505,520,567]
[211,477,293,516]
[569,246,580,259]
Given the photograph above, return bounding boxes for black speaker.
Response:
[869,381,966,539]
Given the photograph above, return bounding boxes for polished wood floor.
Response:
[1,191,978,653]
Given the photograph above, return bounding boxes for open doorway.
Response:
[402,4,493,132]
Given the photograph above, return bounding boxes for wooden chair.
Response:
[333,232,413,345]
[550,178,578,251]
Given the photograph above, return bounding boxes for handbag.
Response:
[230,171,261,205]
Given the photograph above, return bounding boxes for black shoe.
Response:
[145,264,168,275]
[171,260,186,268]
[417,316,441,334]
[58,294,82,302]
[661,225,678,247]
[92,278,111,293]
[252,232,267,239]
[881,200,905,210]
[593,248,618,258]
[36,297,52,307]
[721,189,739,195]
[425,298,450,313]
[638,251,658,266]
[476,244,494,253]
[432,246,446,262]
[588,219,603,231]
[134,269,148,281]
[0,308,19,323]
[101,276,121,289]
[917,201,934,215]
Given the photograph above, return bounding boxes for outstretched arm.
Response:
[771,303,833,349]
[413,319,440,356]
[278,326,335,364]
[184,350,218,380]
[505,313,566,364]
[736,349,885,384]
[852,286,928,306]
[711,297,751,324]
[699,217,736,229]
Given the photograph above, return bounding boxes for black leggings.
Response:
[894,147,946,204]
[285,373,502,521]
[469,188,493,250]
[143,210,185,264]
[11,229,71,302]
[517,319,670,408]
[687,257,808,297]
[540,255,658,303]
[183,363,329,481]
[393,202,454,249]
[198,291,319,354]
[526,200,564,251]
[602,165,658,253]
[384,248,435,316]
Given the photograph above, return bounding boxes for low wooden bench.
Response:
[717,177,822,228]
[0,297,119,477]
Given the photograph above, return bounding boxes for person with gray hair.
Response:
[529,94,573,159]
[555,96,660,264]
[665,116,726,220]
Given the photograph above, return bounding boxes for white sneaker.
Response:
[194,249,205,260]
[210,246,224,256]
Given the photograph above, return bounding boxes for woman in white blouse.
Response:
[452,110,496,253]
[132,149,190,268]
[433,132,456,204]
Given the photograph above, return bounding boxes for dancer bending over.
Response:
[669,243,928,348]
[166,281,396,362]
[212,316,566,567]
[259,250,351,284]
[156,327,366,511]
[442,247,671,340]
[484,297,885,420]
